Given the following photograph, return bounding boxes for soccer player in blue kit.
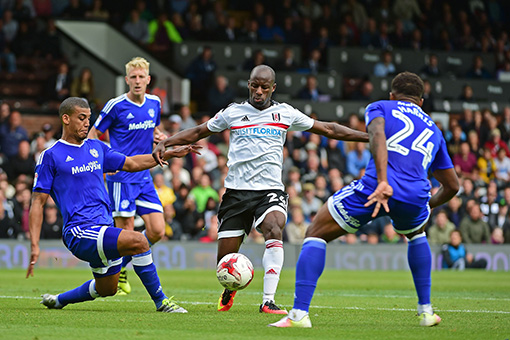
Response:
[88,57,168,295]
[27,97,196,313]
[270,72,459,328]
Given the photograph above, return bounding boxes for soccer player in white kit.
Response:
[153,65,369,314]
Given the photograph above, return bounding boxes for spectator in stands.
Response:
[351,79,374,101]
[497,106,510,142]
[147,12,182,54]
[0,188,19,239]
[300,182,322,221]
[494,148,510,187]
[2,10,18,44]
[123,8,150,45]
[61,0,85,19]
[242,49,266,71]
[477,147,497,185]
[13,185,30,240]
[85,0,109,21]
[314,174,330,203]
[427,210,456,246]
[346,141,370,180]
[373,50,396,77]
[147,74,169,115]
[458,84,475,102]
[465,55,492,79]
[381,222,403,243]
[258,14,284,43]
[459,202,491,243]
[5,140,34,180]
[274,46,298,72]
[421,79,435,113]
[215,15,238,42]
[441,230,487,269]
[185,46,217,111]
[301,48,325,75]
[71,67,95,103]
[189,172,219,213]
[480,181,500,230]
[420,54,441,78]
[453,141,478,180]
[392,0,422,34]
[0,110,28,160]
[285,206,310,245]
[40,198,63,239]
[177,104,196,131]
[484,128,510,159]
[323,138,346,175]
[301,151,322,184]
[296,75,324,102]
[0,18,16,73]
[360,18,379,48]
[173,183,203,240]
[239,18,259,44]
[445,195,463,227]
[45,61,72,103]
[310,26,333,64]
[207,75,235,114]
[37,18,62,59]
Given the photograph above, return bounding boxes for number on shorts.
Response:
[267,193,287,209]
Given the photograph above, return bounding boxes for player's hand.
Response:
[154,132,168,144]
[365,181,393,218]
[166,145,202,159]
[26,245,40,278]
[152,142,167,166]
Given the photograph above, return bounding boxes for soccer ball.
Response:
[216,253,254,291]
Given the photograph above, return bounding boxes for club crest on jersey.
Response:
[272,113,281,122]
[90,149,99,158]
[148,108,155,118]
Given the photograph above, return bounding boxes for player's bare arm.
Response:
[153,123,213,166]
[429,167,459,208]
[365,116,393,217]
[125,145,201,171]
[26,191,50,278]
[307,120,369,142]
[87,126,102,139]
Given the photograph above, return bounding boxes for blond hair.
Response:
[125,57,150,76]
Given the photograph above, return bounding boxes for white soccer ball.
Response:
[216,253,254,291]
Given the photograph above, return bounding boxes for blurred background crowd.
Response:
[1,0,510,253]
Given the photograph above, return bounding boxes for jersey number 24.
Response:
[386,109,434,170]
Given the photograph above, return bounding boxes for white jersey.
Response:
[207,101,314,190]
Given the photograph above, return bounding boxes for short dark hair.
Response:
[391,72,424,99]
[59,97,89,119]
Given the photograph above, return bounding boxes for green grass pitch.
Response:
[0,268,509,339]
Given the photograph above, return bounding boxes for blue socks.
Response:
[407,233,432,305]
[293,237,327,312]
[57,279,99,307]
[132,249,167,308]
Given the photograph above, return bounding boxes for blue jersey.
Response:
[95,93,161,183]
[33,139,126,232]
[362,100,453,206]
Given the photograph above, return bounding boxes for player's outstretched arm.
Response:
[26,192,49,278]
[307,121,369,142]
[87,126,103,139]
[364,117,393,217]
[153,123,213,166]
[429,167,459,209]
[125,145,201,171]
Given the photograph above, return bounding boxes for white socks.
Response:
[262,239,284,303]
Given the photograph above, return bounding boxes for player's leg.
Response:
[270,183,369,328]
[257,210,288,314]
[393,202,440,327]
[252,189,289,314]
[42,226,125,309]
[216,191,252,312]
[108,180,138,294]
[118,229,187,313]
[137,182,166,245]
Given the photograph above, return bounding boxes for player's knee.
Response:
[132,233,150,254]
[95,284,117,297]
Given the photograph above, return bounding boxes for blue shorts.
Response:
[107,180,163,218]
[327,181,431,235]
[63,225,122,277]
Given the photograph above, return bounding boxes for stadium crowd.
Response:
[1,0,510,251]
